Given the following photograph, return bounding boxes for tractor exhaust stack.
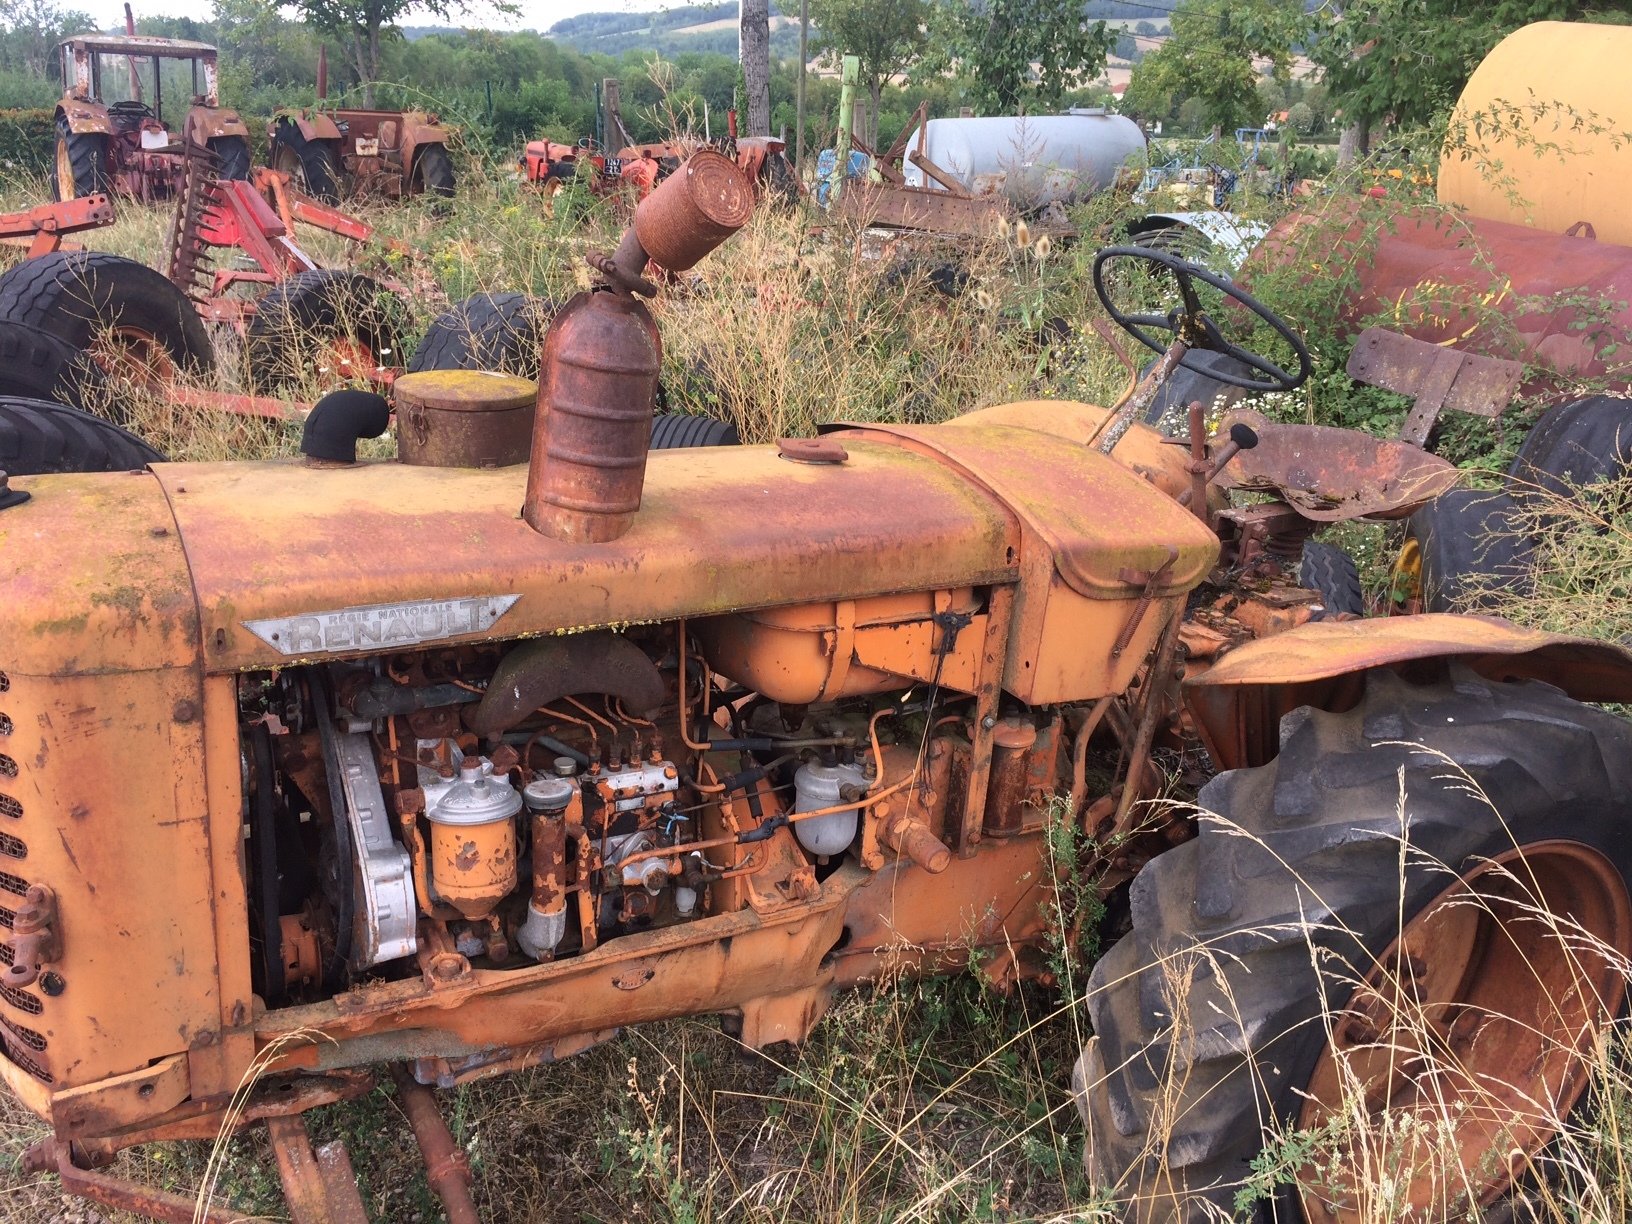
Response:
[523,149,754,543]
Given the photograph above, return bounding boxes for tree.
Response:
[0,0,94,76]
[739,0,769,135]
[809,0,927,147]
[923,0,1113,115]
[1128,0,1300,134]
[1309,0,1632,139]
[279,0,515,106]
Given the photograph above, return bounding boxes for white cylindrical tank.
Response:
[901,112,1147,206]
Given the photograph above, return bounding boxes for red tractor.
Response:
[52,28,249,203]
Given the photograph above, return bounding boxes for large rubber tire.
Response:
[208,135,251,181]
[1076,670,1632,1222]
[0,319,111,414]
[0,396,165,475]
[1399,488,1533,612]
[413,143,456,197]
[52,117,108,201]
[650,413,738,448]
[1507,395,1632,506]
[271,121,340,204]
[408,292,555,381]
[1296,539,1363,617]
[0,251,214,376]
[244,269,406,394]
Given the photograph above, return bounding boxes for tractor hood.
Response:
[0,407,1217,684]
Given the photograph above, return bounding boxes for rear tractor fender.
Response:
[1184,613,1632,770]
[185,105,249,142]
[57,101,110,136]
[272,110,343,143]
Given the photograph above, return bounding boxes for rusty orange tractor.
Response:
[2,150,1631,1224]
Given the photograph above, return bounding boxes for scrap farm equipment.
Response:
[3,148,1632,1224]
[266,47,455,204]
[53,9,249,203]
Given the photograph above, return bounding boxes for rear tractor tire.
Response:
[1296,540,1364,618]
[1075,670,1632,1223]
[208,135,251,181]
[413,144,456,198]
[0,396,165,475]
[271,121,341,204]
[0,251,214,381]
[52,117,108,201]
[1392,488,1533,613]
[244,270,406,395]
[0,318,112,416]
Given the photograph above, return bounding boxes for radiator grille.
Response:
[0,984,40,1014]
[0,670,47,1085]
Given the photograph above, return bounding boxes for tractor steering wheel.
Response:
[1091,245,1311,392]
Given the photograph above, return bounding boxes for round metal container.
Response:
[523,290,661,543]
[634,149,756,272]
[901,113,1146,206]
[394,369,537,469]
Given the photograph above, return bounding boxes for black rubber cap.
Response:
[1228,422,1259,450]
[300,389,391,464]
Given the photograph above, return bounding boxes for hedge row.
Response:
[0,110,57,174]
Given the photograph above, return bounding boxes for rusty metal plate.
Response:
[1215,408,1460,521]
[1347,327,1523,418]
[835,181,1005,237]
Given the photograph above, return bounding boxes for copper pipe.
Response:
[391,1067,479,1224]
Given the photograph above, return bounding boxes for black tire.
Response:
[1507,395,1632,506]
[1399,488,1533,612]
[650,413,738,448]
[0,319,112,415]
[408,292,555,381]
[208,134,251,181]
[1077,670,1632,1222]
[244,270,406,395]
[271,121,340,204]
[413,143,456,197]
[0,396,165,475]
[52,117,108,201]
[1296,540,1363,617]
[0,251,214,375]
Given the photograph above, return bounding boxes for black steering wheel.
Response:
[1092,245,1311,392]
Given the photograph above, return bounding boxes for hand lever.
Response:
[1176,422,1259,509]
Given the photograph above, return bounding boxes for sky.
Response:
[87,0,671,35]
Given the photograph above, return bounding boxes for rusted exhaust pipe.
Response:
[392,1066,480,1224]
[524,150,754,542]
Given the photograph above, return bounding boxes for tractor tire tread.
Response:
[0,395,165,475]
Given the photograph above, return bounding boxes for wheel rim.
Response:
[315,335,379,380]
[1389,536,1423,613]
[88,326,177,388]
[1296,840,1632,1223]
[274,145,305,193]
[55,137,76,199]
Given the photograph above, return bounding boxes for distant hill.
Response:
[544,3,803,58]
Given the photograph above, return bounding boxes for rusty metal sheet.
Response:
[148,442,1017,674]
[1347,327,1523,421]
[1185,614,1632,770]
[1249,202,1632,390]
[835,180,1006,237]
[1215,407,1460,520]
[268,1115,370,1224]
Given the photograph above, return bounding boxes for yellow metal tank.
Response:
[1438,20,1632,247]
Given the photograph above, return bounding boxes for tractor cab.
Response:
[53,33,249,202]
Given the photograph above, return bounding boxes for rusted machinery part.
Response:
[594,147,756,294]
[465,630,666,736]
[267,1114,371,1224]
[164,139,222,301]
[391,1065,480,1224]
[42,1140,278,1224]
[1297,840,1631,1224]
[1215,407,1460,521]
